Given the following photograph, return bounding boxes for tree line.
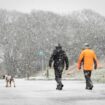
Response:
[0,9,105,77]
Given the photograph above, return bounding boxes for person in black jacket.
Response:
[49,44,69,90]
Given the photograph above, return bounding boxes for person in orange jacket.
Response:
[77,43,98,90]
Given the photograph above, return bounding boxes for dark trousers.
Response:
[54,68,63,86]
[84,71,93,89]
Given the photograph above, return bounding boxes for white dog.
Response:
[3,74,16,87]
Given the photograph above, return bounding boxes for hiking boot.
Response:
[89,85,93,90]
[86,85,93,90]
[56,85,59,90]
[57,84,64,90]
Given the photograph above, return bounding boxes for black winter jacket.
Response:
[49,47,69,70]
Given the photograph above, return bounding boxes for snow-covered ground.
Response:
[0,79,105,105]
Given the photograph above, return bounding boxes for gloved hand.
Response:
[78,66,81,70]
[94,65,97,70]
[66,67,68,70]
[49,64,51,68]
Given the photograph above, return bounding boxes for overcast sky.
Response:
[0,0,105,16]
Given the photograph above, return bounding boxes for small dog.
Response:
[3,74,16,87]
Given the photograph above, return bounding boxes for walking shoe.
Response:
[86,85,93,90]
[56,84,64,90]
[56,85,59,90]
[89,85,93,90]
[58,84,64,90]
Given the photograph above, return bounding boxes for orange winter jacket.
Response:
[78,48,98,71]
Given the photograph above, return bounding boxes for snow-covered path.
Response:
[0,79,105,105]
